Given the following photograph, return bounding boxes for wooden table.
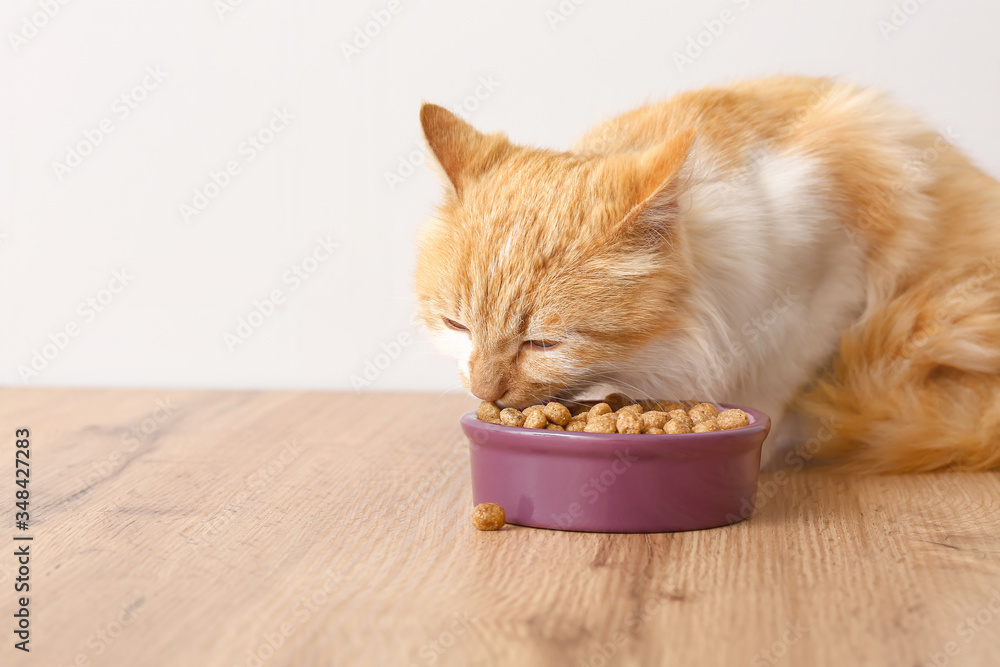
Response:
[2,389,999,666]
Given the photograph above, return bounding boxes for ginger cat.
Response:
[414,75,1000,473]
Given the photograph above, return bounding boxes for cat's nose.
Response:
[471,385,506,403]
[469,352,508,402]
[470,376,506,403]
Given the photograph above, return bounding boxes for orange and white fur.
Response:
[414,75,1000,473]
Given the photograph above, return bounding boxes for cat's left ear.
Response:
[617,129,696,235]
[420,103,511,196]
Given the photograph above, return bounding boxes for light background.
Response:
[2,0,998,391]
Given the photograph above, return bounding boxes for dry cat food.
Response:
[471,502,506,530]
[476,394,750,434]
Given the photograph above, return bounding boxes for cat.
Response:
[414,75,1000,473]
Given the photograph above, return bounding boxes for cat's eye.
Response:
[443,317,468,332]
[524,340,561,351]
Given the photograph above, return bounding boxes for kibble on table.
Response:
[471,503,506,531]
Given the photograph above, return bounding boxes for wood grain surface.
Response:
[1,388,999,666]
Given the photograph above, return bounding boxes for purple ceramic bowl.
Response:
[460,404,770,533]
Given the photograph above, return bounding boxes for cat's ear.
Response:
[617,129,695,235]
[420,103,510,195]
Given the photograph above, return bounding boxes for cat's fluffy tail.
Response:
[798,263,1000,472]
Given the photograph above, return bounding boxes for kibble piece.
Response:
[693,419,720,433]
[499,408,526,427]
[616,411,642,434]
[584,413,618,433]
[688,406,714,424]
[646,427,665,435]
[543,401,572,426]
[545,423,565,431]
[523,411,548,429]
[471,503,505,531]
[641,411,668,431]
[523,405,545,418]
[694,402,719,418]
[477,401,501,422]
[604,393,631,411]
[664,419,692,434]
[667,409,693,426]
[566,419,587,432]
[663,402,685,412]
[589,403,612,419]
[716,408,750,430]
[617,404,643,417]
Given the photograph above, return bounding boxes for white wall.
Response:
[2,0,998,391]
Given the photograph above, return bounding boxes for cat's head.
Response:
[415,104,695,407]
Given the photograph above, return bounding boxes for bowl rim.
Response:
[460,403,770,456]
